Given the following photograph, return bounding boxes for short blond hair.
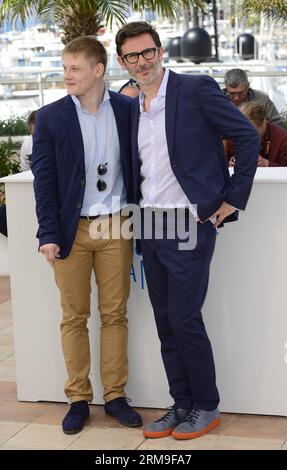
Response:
[239,101,266,127]
[62,35,107,71]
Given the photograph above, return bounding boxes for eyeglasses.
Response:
[121,47,160,64]
[97,163,107,191]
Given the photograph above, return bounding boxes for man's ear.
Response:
[117,56,126,70]
[95,62,105,78]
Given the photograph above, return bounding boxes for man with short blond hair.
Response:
[32,35,142,434]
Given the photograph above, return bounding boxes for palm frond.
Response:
[131,1,205,21]
[239,0,287,22]
[0,0,40,26]
[0,0,208,42]
[98,0,130,28]
[38,0,130,29]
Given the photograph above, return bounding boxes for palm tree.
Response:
[239,1,287,22]
[0,0,205,44]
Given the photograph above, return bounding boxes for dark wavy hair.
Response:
[115,21,161,56]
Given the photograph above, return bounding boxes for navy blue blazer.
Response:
[131,70,260,224]
[32,92,133,259]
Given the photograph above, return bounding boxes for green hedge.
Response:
[0,138,21,205]
[0,115,28,136]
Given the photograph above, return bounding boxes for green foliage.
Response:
[245,14,261,28]
[0,138,21,205]
[239,1,287,22]
[281,111,287,130]
[0,138,20,177]
[0,1,205,43]
[0,116,28,136]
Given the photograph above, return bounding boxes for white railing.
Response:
[1,61,287,107]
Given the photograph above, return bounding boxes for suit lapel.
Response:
[62,95,85,174]
[131,98,141,201]
[165,71,180,165]
[109,91,127,176]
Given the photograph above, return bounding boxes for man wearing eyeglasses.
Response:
[116,22,259,441]
[31,36,142,434]
[224,68,283,127]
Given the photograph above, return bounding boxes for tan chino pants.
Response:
[53,216,133,403]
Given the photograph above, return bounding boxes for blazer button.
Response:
[76,202,82,209]
[80,179,85,186]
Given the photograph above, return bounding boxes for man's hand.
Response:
[39,243,60,266]
[258,155,269,167]
[211,202,237,228]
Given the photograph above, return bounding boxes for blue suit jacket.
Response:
[131,70,260,224]
[32,92,133,259]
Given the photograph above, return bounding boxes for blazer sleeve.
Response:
[31,108,61,247]
[196,75,260,210]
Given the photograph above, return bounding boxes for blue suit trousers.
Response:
[141,211,220,411]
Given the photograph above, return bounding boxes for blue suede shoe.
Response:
[62,400,89,434]
[104,397,142,427]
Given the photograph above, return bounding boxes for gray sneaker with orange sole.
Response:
[143,406,189,438]
[172,407,220,440]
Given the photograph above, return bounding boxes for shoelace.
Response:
[185,409,201,425]
[155,406,175,423]
[117,397,132,408]
[114,397,134,410]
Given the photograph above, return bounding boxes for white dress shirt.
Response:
[72,86,126,216]
[138,69,217,224]
[138,69,198,218]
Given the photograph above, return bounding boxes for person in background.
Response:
[223,69,284,127]
[20,110,37,171]
[227,101,287,167]
[119,78,140,98]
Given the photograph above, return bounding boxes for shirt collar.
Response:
[71,83,110,111]
[139,68,169,112]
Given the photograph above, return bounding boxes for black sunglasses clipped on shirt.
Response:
[97,163,108,191]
